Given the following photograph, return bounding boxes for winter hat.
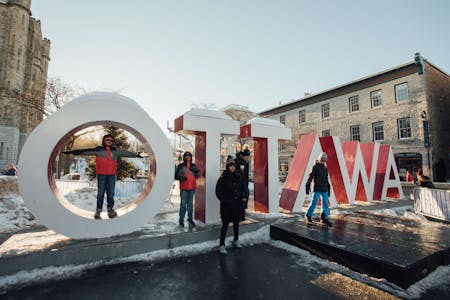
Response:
[226,161,236,170]
[226,155,234,162]
[102,134,115,146]
[318,152,328,162]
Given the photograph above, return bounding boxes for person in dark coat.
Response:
[234,149,251,209]
[215,161,248,255]
[63,134,142,219]
[175,151,200,227]
[305,152,332,226]
[3,163,17,176]
[415,169,435,188]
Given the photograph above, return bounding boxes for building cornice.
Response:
[259,61,419,117]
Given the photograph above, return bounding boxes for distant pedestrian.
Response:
[305,152,332,226]
[215,161,248,255]
[3,163,17,176]
[415,169,435,188]
[63,134,142,219]
[175,151,200,227]
[406,170,414,182]
[235,149,251,209]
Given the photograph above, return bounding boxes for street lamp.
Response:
[421,111,431,175]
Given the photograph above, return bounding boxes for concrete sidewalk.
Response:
[0,198,415,277]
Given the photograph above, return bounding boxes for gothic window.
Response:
[322,129,330,137]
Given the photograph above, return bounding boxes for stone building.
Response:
[259,53,450,182]
[0,0,50,170]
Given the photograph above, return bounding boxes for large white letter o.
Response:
[18,92,173,239]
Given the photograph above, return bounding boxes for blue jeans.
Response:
[179,189,194,222]
[306,191,329,219]
[97,175,116,210]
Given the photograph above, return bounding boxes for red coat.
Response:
[175,161,200,190]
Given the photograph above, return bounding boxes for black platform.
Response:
[270,211,450,288]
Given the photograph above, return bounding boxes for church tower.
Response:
[0,0,50,169]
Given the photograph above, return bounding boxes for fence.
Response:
[55,179,147,198]
[413,187,450,221]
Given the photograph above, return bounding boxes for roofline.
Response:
[258,59,422,116]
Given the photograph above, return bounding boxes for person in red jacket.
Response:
[175,151,200,227]
[63,134,142,219]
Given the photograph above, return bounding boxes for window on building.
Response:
[372,121,384,141]
[371,90,382,108]
[321,103,330,119]
[322,130,330,137]
[280,115,286,125]
[350,125,361,141]
[298,110,306,123]
[395,83,409,102]
[349,95,359,113]
[398,117,412,139]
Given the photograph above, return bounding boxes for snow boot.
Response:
[232,240,242,248]
[179,220,184,227]
[320,213,332,227]
[219,245,228,255]
[107,208,117,218]
[305,215,313,223]
[188,219,196,227]
[94,209,102,219]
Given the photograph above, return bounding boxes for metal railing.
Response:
[413,187,450,221]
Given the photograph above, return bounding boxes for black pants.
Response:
[220,221,239,246]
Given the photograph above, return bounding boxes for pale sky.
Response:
[30,0,450,134]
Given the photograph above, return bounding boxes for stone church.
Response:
[0,0,50,170]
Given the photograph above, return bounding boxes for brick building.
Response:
[259,53,450,182]
[0,0,50,169]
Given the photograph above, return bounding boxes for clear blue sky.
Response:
[31,0,450,134]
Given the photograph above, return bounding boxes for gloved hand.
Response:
[305,183,310,195]
[179,175,187,182]
[328,191,331,197]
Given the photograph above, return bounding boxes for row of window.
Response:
[279,82,410,124]
[320,117,412,142]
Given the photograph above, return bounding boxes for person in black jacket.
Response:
[235,149,251,209]
[215,161,248,255]
[305,152,332,226]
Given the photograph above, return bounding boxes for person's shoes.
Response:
[320,212,332,227]
[107,209,117,218]
[94,209,101,219]
[219,245,228,255]
[188,219,196,227]
[305,215,312,223]
[179,220,184,227]
[321,219,332,227]
[232,240,242,248]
